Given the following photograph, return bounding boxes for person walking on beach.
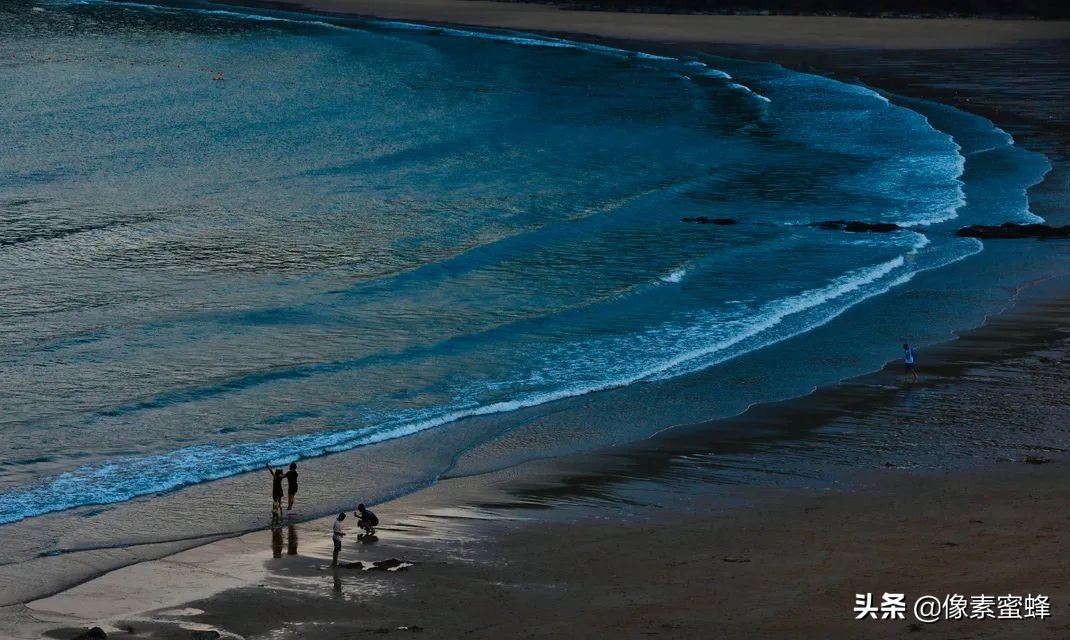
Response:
[903,342,918,383]
[332,512,347,566]
[284,462,298,511]
[355,503,379,537]
[266,463,285,508]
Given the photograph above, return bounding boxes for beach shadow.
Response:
[287,525,298,555]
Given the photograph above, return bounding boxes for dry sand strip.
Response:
[270,0,1070,49]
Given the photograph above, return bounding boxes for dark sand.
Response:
[256,0,1070,49]
[8,5,1070,639]
[54,460,1070,639]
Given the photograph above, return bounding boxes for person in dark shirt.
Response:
[284,462,299,511]
[265,463,284,507]
[355,503,378,537]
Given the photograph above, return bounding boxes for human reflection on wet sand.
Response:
[271,525,299,558]
[271,527,283,558]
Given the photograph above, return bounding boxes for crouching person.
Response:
[355,503,379,537]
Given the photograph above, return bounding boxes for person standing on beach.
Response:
[284,462,298,511]
[332,512,347,566]
[903,343,918,383]
[266,463,285,508]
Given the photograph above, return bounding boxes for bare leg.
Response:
[287,493,295,510]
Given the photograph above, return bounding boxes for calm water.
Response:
[0,0,1055,531]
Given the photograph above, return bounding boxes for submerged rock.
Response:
[956,223,1070,239]
[812,220,901,233]
[370,558,411,571]
[341,558,414,571]
[681,217,736,225]
[189,631,221,640]
[1024,455,1053,465]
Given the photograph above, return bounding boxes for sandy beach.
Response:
[5,1,1070,638]
[16,277,1070,638]
[252,0,1070,49]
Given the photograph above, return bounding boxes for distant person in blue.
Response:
[903,343,918,383]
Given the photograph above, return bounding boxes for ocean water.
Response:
[0,0,1055,534]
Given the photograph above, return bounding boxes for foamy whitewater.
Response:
[0,0,1053,530]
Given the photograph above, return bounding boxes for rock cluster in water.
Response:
[811,220,901,233]
[956,223,1070,239]
[341,557,414,571]
[681,217,737,225]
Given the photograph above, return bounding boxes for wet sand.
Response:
[83,461,1070,639]
[252,0,1070,49]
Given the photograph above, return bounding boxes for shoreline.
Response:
[6,3,1070,637]
[18,269,1070,636]
[13,244,1070,637]
[232,0,1070,49]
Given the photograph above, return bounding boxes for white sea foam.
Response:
[659,268,687,283]
[727,81,772,103]
[0,252,921,524]
[702,69,733,80]
[910,231,931,252]
[85,0,348,29]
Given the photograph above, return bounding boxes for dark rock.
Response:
[813,220,901,233]
[190,631,221,640]
[956,223,1070,239]
[722,556,750,563]
[1024,455,1053,465]
[681,216,736,225]
[73,628,107,640]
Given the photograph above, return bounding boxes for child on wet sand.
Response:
[271,496,282,527]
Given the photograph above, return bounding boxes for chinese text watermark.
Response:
[854,593,1050,623]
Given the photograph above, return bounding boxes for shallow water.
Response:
[0,0,1062,557]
